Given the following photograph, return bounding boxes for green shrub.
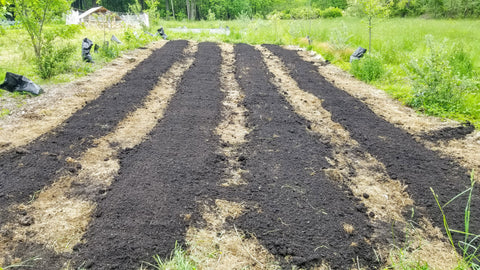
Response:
[288,7,321,19]
[320,7,343,18]
[206,9,216,21]
[329,22,351,50]
[34,25,82,79]
[351,54,384,82]
[36,41,76,79]
[99,42,120,60]
[406,35,479,117]
[123,28,154,50]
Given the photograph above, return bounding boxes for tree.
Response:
[186,0,196,19]
[1,0,12,20]
[357,0,393,52]
[14,0,71,59]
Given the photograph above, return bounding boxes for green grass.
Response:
[431,171,480,269]
[140,242,197,270]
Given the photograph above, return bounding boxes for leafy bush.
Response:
[320,7,343,18]
[329,22,351,50]
[406,35,479,117]
[351,54,384,82]
[34,27,81,79]
[36,40,76,79]
[123,27,154,50]
[269,7,342,20]
[99,42,120,60]
[290,7,321,19]
[206,9,216,21]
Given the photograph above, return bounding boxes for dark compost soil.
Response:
[72,42,225,269]
[420,122,475,142]
[228,44,377,269]
[263,44,480,245]
[0,40,188,227]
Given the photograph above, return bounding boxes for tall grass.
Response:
[140,242,197,270]
[431,171,480,269]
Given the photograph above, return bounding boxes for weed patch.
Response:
[431,170,480,269]
[140,243,197,270]
[351,54,384,82]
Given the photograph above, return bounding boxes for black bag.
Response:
[157,27,167,40]
[350,47,367,62]
[82,38,94,62]
[0,72,43,95]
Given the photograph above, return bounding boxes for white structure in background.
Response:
[66,6,149,28]
[66,9,80,25]
[120,13,149,28]
[169,26,231,36]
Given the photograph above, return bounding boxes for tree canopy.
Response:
[67,0,480,19]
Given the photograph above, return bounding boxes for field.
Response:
[0,39,480,269]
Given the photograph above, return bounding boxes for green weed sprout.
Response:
[0,256,41,269]
[431,170,480,269]
[141,242,197,270]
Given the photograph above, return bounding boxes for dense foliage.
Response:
[67,0,480,19]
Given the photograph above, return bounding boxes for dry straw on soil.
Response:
[187,200,279,270]
[215,43,250,187]
[259,45,459,269]
[0,42,197,265]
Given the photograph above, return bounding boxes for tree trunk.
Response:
[170,0,175,19]
[186,0,196,20]
[368,17,372,53]
[165,0,169,18]
[192,0,196,19]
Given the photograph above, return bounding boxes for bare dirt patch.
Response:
[187,199,278,269]
[233,43,377,269]
[71,42,225,269]
[184,43,277,270]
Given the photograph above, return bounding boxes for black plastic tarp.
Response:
[350,47,367,62]
[0,72,43,95]
[158,27,167,40]
[82,38,94,62]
